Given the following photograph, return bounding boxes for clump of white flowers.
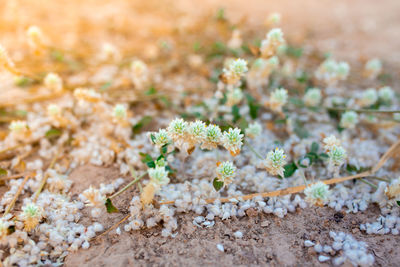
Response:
[19,203,43,231]
[98,42,120,62]
[359,88,378,107]
[222,58,248,85]
[26,25,45,55]
[364,58,382,79]
[44,72,63,92]
[215,161,237,186]
[47,104,61,118]
[303,88,322,107]
[378,86,394,104]
[141,166,170,205]
[327,145,347,173]
[323,135,341,151]
[151,129,171,149]
[304,181,330,206]
[221,127,243,156]
[263,148,287,177]
[113,104,127,121]
[260,28,285,58]
[9,120,28,134]
[340,111,358,129]
[268,88,288,113]
[226,87,243,106]
[245,122,262,139]
[315,58,350,85]
[186,120,207,149]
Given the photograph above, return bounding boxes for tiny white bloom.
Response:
[152,129,171,148]
[216,161,236,185]
[269,88,288,112]
[201,124,222,150]
[340,111,358,129]
[148,166,170,188]
[44,73,63,92]
[364,58,382,79]
[9,120,28,134]
[303,88,322,107]
[264,148,287,177]
[221,128,243,156]
[378,86,394,103]
[245,122,262,139]
[20,203,43,231]
[167,118,188,142]
[113,104,127,120]
[222,58,248,84]
[304,181,330,206]
[360,88,378,107]
[47,104,61,117]
[327,145,347,167]
[323,135,341,151]
[226,88,243,106]
[385,177,400,200]
[186,120,207,146]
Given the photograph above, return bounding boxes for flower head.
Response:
[245,122,262,139]
[260,28,285,58]
[44,73,63,92]
[364,58,382,79]
[113,104,127,120]
[327,145,347,167]
[269,88,288,112]
[201,124,222,150]
[222,58,248,84]
[20,203,43,231]
[148,166,170,188]
[378,86,394,103]
[47,104,61,117]
[323,135,341,151]
[27,25,45,54]
[99,43,120,62]
[359,88,378,107]
[82,186,105,207]
[340,111,358,129]
[304,181,330,206]
[221,128,243,156]
[152,129,171,148]
[385,177,400,200]
[216,161,236,185]
[226,88,243,106]
[167,118,188,143]
[315,59,350,85]
[9,120,28,134]
[303,88,322,107]
[186,120,207,146]
[264,148,287,177]
[266,12,281,26]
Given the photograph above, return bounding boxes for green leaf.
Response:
[100,81,112,91]
[0,168,7,176]
[132,116,152,135]
[105,198,119,213]
[232,105,241,122]
[45,128,62,139]
[397,200,400,207]
[139,153,155,168]
[50,49,64,62]
[310,142,319,154]
[246,94,259,119]
[215,8,226,21]
[285,46,303,58]
[289,97,304,108]
[145,87,157,95]
[7,225,15,235]
[293,125,309,139]
[283,162,298,178]
[14,76,33,87]
[161,144,168,155]
[213,178,224,191]
[319,153,329,159]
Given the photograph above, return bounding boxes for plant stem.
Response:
[109,172,146,200]
[3,173,33,217]
[368,176,390,183]
[33,152,59,202]
[326,107,400,114]
[244,140,264,160]
[359,178,378,189]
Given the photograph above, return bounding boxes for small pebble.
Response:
[233,231,243,239]
[304,240,315,247]
[216,244,224,252]
[261,221,270,227]
[318,255,330,262]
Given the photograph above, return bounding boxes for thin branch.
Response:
[2,173,34,217]
[326,106,400,114]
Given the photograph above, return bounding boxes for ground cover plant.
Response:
[0,1,400,266]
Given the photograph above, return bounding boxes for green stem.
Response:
[244,140,264,160]
[359,178,378,189]
[109,172,146,200]
[368,176,390,183]
[326,107,400,114]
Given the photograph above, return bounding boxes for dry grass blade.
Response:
[94,214,130,240]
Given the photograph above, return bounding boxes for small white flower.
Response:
[167,118,188,142]
[216,161,236,185]
[304,181,330,206]
[152,129,171,148]
[303,88,322,107]
[315,59,350,85]
[266,12,281,25]
[378,86,394,103]
[148,166,170,188]
[131,60,148,77]
[340,111,358,129]
[327,145,347,167]
[364,58,382,79]
[82,186,105,207]
[9,120,28,134]
[27,25,45,50]
[323,135,341,151]
[264,148,287,177]
[99,43,120,62]
[222,58,248,84]
[221,128,243,156]
[245,122,262,139]
[44,73,63,92]
[47,104,61,117]
[113,104,127,120]
[260,28,285,58]
[201,124,222,150]
[20,203,43,231]
[186,120,207,146]
[269,88,288,112]
[359,88,378,107]
[226,88,243,106]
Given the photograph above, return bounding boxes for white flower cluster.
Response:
[304,181,330,206]
[323,135,347,174]
[309,231,374,266]
[359,88,378,107]
[303,88,322,107]
[340,111,358,129]
[245,122,262,139]
[222,58,248,85]
[226,87,243,106]
[27,25,45,54]
[263,148,287,177]
[364,58,382,79]
[315,58,350,85]
[130,59,149,89]
[260,28,285,58]
[44,73,63,92]
[215,161,236,185]
[378,86,394,104]
[268,88,288,113]
[159,118,243,156]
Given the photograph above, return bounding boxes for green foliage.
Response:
[132,116,152,135]
[246,94,259,119]
[213,177,224,191]
[105,198,119,213]
[100,81,112,91]
[283,162,297,178]
[139,152,156,168]
[285,46,303,58]
[232,105,240,122]
[0,167,7,176]
[145,87,157,95]
[45,128,62,139]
